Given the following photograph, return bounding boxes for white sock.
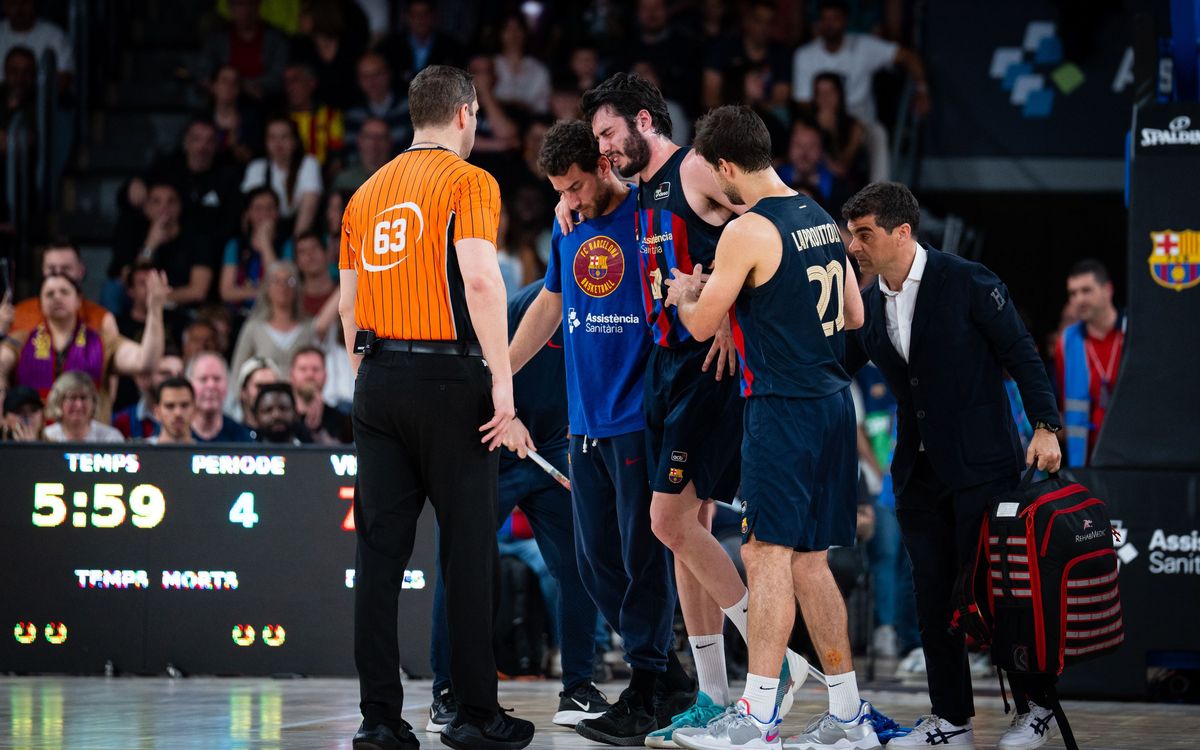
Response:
[827,670,861,721]
[689,634,729,705]
[721,590,749,641]
[740,673,779,722]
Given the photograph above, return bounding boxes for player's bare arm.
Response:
[509,287,563,374]
[843,257,865,330]
[666,214,772,341]
[680,149,746,224]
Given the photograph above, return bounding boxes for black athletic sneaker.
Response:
[353,719,420,750]
[427,688,458,734]
[575,688,658,746]
[652,675,697,729]
[553,682,612,726]
[440,710,535,750]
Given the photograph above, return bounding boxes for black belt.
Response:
[377,339,483,357]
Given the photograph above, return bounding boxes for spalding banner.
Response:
[1091,104,1200,469]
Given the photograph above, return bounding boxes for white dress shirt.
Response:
[878,243,927,362]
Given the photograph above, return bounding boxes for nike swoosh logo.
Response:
[696,643,715,650]
[827,681,844,689]
[625,457,643,465]
[572,698,590,711]
[547,340,562,349]
[757,685,776,690]
[741,608,748,614]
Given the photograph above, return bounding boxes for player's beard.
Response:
[584,180,613,219]
[617,128,652,178]
[718,175,744,205]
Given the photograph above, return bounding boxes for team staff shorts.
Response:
[740,388,857,552]
[644,341,743,503]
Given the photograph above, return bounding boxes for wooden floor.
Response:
[2,675,1198,750]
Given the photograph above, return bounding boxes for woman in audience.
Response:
[0,273,166,422]
[209,65,262,166]
[228,261,316,399]
[220,187,295,311]
[493,14,551,115]
[241,117,323,236]
[295,230,338,318]
[810,71,867,186]
[320,189,352,272]
[43,371,126,443]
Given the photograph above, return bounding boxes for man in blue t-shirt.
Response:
[508,121,691,744]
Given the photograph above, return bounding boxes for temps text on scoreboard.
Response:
[1,445,436,676]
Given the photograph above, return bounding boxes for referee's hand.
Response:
[480,379,516,451]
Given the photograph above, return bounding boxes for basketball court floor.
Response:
[2,675,1197,749]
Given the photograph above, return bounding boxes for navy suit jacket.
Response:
[844,246,1059,496]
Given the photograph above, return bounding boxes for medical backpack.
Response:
[953,468,1124,750]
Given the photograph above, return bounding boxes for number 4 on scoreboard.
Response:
[229,492,259,529]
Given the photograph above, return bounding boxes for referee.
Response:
[338,64,535,750]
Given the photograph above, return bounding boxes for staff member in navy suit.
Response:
[840,183,1063,750]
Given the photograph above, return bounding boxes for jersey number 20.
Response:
[807,260,845,337]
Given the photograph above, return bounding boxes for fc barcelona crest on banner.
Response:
[1148,230,1200,291]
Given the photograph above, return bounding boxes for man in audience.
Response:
[181,319,221,364]
[199,0,288,101]
[1055,259,1125,467]
[702,0,791,110]
[285,61,344,166]
[188,351,254,443]
[344,51,411,152]
[377,0,464,89]
[110,181,214,310]
[0,0,72,91]
[776,120,853,216]
[251,382,310,445]
[11,239,116,336]
[150,376,197,445]
[289,346,349,444]
[621,0,701,116]
[792,0,930,123]
[332,116,392,192]
[235,357,280,428]
[117,261,186,348]
[1,383,42,441]
[0,46,36,145]
[125,119,240,256]
[112,351,184,439]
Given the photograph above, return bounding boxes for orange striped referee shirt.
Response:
[339,146,501,341]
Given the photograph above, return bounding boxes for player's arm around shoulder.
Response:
[668,212,774,340]
[680,149,747,220]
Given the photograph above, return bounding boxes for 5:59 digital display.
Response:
[32,482,166,529]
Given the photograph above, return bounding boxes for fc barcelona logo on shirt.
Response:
[573,235,625,298]
[1148,230,1200,291]
[668,467,684,484]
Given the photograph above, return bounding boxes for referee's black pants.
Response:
[353,350,500,727]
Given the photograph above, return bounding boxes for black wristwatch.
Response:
[1033,420,1061,433]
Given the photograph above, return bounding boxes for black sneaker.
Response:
[553,682,612,726]
[575,688,657,746]
[652,676,697,729]
[427,688,458,734]
[440,710,534,750]
[354,719,420,750]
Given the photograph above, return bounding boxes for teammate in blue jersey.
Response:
[507,120,695,746]
[567,74,809,743]
[665,106,880,750]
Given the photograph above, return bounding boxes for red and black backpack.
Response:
[953,468,1123,750]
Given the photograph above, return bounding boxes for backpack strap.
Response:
[1042,681,1079,750]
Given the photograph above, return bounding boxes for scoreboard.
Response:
[0,444,436,676]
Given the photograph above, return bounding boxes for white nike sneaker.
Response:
[782,701,881,750]
[674,701,781,750]
[997,703,1058,750]
[885,715,974,748]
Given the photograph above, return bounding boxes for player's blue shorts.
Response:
[740,388,857,552]
[644,341,743,503]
